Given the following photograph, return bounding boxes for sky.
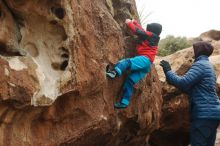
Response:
[135,0,220,38]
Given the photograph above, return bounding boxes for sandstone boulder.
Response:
[0,0,162,145]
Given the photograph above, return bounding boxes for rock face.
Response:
[0,0,162,145]
[151,30,220,146]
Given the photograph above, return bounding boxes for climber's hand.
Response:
[125,19,131,24]
[131,19,137,24]
[160,60,171,73]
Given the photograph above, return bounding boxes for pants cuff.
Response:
[115,67,122,76]
[121,99,129,105]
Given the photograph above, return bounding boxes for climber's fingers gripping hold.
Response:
[125,19,132,24]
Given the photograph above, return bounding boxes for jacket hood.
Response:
[193,41,214,58]
[147,23,162,36]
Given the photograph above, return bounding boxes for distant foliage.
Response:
[158,35,192,56]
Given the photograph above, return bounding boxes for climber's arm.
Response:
[126,19,137,33]
[136,30,152,40]
[132,20,145,31]
[126,19,151,39]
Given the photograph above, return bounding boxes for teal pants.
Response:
[114,56,151,105]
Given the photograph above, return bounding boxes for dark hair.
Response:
[193,41,214,58]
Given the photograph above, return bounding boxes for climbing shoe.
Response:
[106,70,117,79]
[114,102,127,109]
[106,64,117,79]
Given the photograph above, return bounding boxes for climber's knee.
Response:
[114,59,131,75]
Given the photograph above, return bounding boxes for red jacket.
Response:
[127,20,160,63]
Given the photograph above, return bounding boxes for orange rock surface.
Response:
[0,0,162,145]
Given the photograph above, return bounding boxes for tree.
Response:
[158,35,191,56]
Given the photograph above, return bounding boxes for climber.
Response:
[106,18,162,109]
[160,41,220,146]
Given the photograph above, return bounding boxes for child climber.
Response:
[106,19,162,109]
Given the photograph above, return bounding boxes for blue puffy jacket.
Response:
[166,55,220,120]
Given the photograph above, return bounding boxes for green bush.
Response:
[158,35,192,56]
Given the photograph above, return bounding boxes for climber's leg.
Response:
[106,58,131,79]
[120,71,148,106]
[128,56,151,83]
[106,56,151,79]
[114,77,134,108]
[114,57,151,109]
[114,67,151,109]
[129,56,151,72]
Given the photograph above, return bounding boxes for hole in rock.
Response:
[51,47,69,71]
[60,60,68,71]
[61,53,69,58]
[59,47,69,53]
[50,20,58,25]
[51,7,65,19]
[51,62,60,70]
[62,33,68,41]
[60,47,69,70]
[0,42,23,56]
[0,42,7,54]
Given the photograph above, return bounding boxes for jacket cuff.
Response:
[127,21,136,33]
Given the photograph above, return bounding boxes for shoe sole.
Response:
[114,104,127,109]
[114,106,127,109]
[106,72,116,79]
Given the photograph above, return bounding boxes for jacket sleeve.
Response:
[165,62,204,93]
[132,20,145,31]
[127,20,152,39]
